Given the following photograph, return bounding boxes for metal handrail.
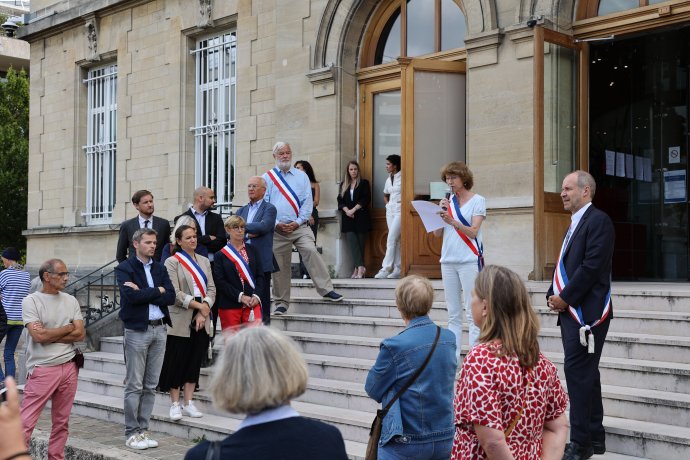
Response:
[66,259,120,327]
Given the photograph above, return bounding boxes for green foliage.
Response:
[0,14,7,25]
[0,68,29,250]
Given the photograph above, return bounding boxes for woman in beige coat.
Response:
[159,223,216,421]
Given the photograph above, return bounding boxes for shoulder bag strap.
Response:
[504,368,531,438]
[380,325,441,415]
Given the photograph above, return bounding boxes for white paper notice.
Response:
[669,146,681,164]
[625,153,634,178]
[411,201,450,233]
[664,170,686,203]
[616,152,626,177]
[635,156,644,181]
[605,150,615,176]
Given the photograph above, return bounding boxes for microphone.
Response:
[442,189,451,211]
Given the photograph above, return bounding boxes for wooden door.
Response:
[359,78,401,275]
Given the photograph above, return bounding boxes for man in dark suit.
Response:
[547,170,614,460]
[177,186,227,334]
[116,190,171,262]
[236,176,277,324]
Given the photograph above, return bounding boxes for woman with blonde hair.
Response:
[213,215,264,331]
[337,160,371,278]
[183,326,348,459]
[366,275,456,459]
[452,265,568,460]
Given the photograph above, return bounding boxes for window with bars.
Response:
[191,32,237,214]
[82,63,117,225]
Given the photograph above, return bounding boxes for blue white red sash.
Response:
[173,250,207,298]
[448,195,484,271]
[220,243,256,289]
[552,231,612,353]
[267,167,301,218]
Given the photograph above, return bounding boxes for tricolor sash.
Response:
[552,232,612,353]
[267,167,301,218]
[220,243,256,289]
[173,250,207,298]
[448,195,484,271]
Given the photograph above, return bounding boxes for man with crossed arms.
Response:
[547,170,614,460]
[263,142,343,315]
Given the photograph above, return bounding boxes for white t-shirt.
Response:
[22,291,83,374]
[383,171,402,214]
[440,194,486,265]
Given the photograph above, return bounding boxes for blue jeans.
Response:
[123,325,166,438]
[378,437,452,460]
[1,325,23,379]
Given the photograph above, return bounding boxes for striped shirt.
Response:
[0,266,31,321]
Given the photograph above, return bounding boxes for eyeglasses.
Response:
[49,272,71,277]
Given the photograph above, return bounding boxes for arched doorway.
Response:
[358,0,468,278]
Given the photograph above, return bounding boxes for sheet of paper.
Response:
[625,153,634,179]
[605,150,615,176]
[635,156,644,181]
[411,200,450,233]
[643,157,652,182]
[664,170,686,203]
[669,146,681,164]
[616,152,626,177]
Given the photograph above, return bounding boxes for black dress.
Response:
[337,179,372,233]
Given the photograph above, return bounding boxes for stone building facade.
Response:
[18,0,690,282]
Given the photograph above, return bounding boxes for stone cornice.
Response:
[463,29,502,69]
[306,66,336,98]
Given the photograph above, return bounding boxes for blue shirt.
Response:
[246,200,262,226]
[263,167,313,226]
[139,257,165,321]
[0,266,31,321]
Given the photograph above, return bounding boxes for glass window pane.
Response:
[441,0,466,50]
[543,44,577,193]
[414,71,466,197]
[407,0,435,57]
[598,0,639,16]
[373,91,401,208]
[375,9,401,64]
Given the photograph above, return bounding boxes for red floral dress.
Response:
[451,341,568,460]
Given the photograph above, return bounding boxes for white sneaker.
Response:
[374,270,389,279]
[142,432,159,448]
[125,433,149,450]
[169,402,182,421]
[387,270,401,279]
[182,401,203,418]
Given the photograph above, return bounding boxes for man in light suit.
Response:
[235,176,277,324]
[547,170,615,460]
[116,190,171,262]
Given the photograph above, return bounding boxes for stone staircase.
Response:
[69,279,690,459]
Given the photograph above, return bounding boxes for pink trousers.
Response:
[21,361,79,460]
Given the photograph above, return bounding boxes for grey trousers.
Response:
[272,224,333,307]
[123,324,167,438]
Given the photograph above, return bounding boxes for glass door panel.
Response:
[413,71,466,197]
[589,26,689,280]
[373,90,402,208]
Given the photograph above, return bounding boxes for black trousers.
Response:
[257,271,272,325]
[560,313,611,446]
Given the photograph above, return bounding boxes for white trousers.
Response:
[380,211,401,272]
[441,262,480,361]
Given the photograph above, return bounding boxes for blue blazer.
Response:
[235,200,277,273]
[547,205,615,324]
[365,316,456,446]
[116,256,175,330]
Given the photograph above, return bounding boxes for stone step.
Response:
[292,279,690,312]
[275,307,690,341]
[284,326,690,364]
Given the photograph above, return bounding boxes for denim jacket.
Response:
[365,315,457,445]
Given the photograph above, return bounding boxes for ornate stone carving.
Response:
[85,18,100,61]
[199,0,214,28]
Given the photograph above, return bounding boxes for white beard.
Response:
[276,159,291,171]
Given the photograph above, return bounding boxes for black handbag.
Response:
[365,326,441,460]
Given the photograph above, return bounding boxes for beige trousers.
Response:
[272,224,334,307]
